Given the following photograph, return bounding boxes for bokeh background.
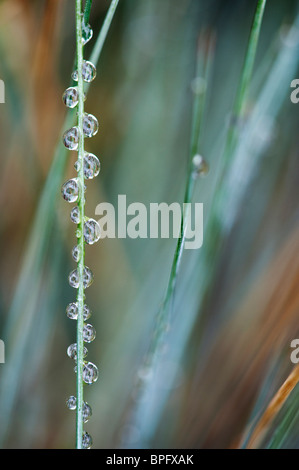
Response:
[0,0,299,449]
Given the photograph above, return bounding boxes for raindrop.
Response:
[83,153,100,179]
[192,154,209,178]
[82,431,93,449]
[83,362,99,384]
[83,324,96,343]
[72,245,81,262]
[63,126,80,150]
[66,302,91,321]
[68,269,79,288]
[82,21,93,45]
[67,343,88,361]
[72,60,96,83]
[62,87,79,108]
[69,268,94,288]
[66,395,77,410]
[74,160,81,172]
[83,266,94,288]
[61,179,79,203]
[84,219,101,244]
[83,113,99,138]
[70,206,80,224]
[83,402,92,423]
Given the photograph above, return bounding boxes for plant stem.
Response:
[75,0,85,450]
[83,0,93,26]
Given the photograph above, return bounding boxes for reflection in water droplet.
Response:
[70,206,80,224]
[72,245,81,262]
[83,113,99,138]
[66,302,91,321]
[83,324,96,343]
[67,343,88,361]
[61,179,79,203]
[62,87,79,108]
[83,153,100,179]
[66,395,76,410]
[63,127,80,150]
[84,219,101,244]
[72,60,96,83]
[82,21,93,45]
[83,402,92,423]
[83,362,99,384]
[83,266,94,288]
[68,269,79,288]
[82,431,93,449]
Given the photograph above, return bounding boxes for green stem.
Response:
[83,0,93,26]
[90,0,119,66]
[222,0,267,166]
[76,0,85,450]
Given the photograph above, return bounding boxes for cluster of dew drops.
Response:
[61,19,100,450]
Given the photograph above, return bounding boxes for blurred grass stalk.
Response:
[122,0,269,447]
[0,0,119,447]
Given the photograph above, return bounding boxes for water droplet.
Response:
[63,127,80,150]
[74,160,81,172]
[70,206,80,224]
[66,302,91,321]
[68,269,79,288]
[67,343,88,361]
[83,153,100,179]
[72,245,81,262]
[66,395,77,410]
[61,179,80,203]
[83,324,96,343]
[83,304,92,320]
[83,113,99,138]
[69,267,94,288]
[82,431,93,449]
[84,219,101,244]
[82,21,93,45]
[62,87,79,108]
[192,154,209,178]
[83,362,99,384]
[83,266,94,288]
[76,229,81,238]
[72,60,96,83]
[83,402,92,423]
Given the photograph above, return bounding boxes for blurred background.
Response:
[0,0,299,449]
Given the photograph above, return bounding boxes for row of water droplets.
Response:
[61,18,100,450]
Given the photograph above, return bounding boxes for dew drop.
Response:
[192,154,209,178]
[83,266,94,288]
[67,343,88,361]
[66,302,91,321]
[76,229,81,238]
[72,60,96,83]
[61,179,80,203]
[83,153,100,179]
[68,269,79,288]
[83,402,92,423]
[83,362,99,384]
[83,113,99,138]
[84,219,101,244]
[82,431,93,449]
[82,21,93,45]
[66,395,77,410]
[62,87,79,108]
[74,160,81,172]
[72,245,81,262]
[63,126,80,150]
[70,206,80,224]
[83,324,96,343]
